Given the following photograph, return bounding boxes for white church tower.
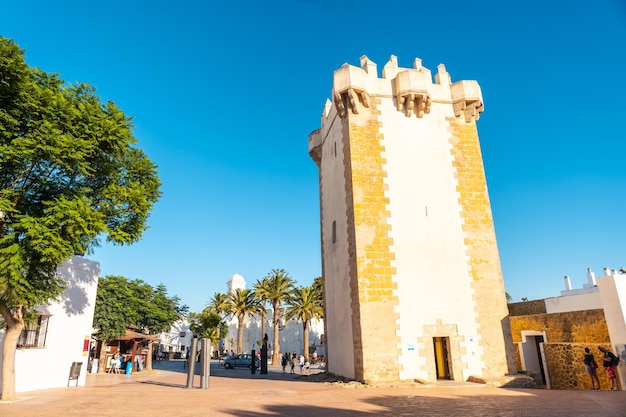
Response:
[226,273,246,294]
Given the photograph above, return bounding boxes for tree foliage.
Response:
[206,292,229,346]
[0,36,161,400]
[188,308,227,347]
[285,285,323,359]
[93,276,186,343]
[257,269,295,364]
[226,288,261,354]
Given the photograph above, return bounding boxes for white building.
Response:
[0,256,99,393]
[509,267,626,390]
[222,274,324,357]
[156,317,193,359]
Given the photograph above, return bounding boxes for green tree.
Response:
[189,308,227,348]
[92,275,138,373]
[226,288,260,354]
[91,276,138,342]
[92,277,184,372]
[132,282,187,371]
[285,285,324,361]
[312,276,322,295]
[0,37,160,399]
[207,292,229,349]
[259,269,295,364]
[252,278,270,348]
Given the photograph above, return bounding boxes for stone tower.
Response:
[308,55,513,384]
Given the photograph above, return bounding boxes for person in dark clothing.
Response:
[583,347,600,390]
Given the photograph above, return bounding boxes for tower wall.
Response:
[309,55,512,383]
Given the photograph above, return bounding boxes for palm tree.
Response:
[285,285,323,361]
[312,276,322,294]
[208,292,230,349]
[260,269,295,365]
[252,278,270,344]
[226,288,260,354]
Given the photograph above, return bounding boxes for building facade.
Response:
[308,55,514,383]
[222,274,324,358]
[509,268,625,390]
[0,256,99,392]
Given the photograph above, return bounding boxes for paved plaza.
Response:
[2,360,625,416]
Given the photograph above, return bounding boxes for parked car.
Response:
[222,353,259,369]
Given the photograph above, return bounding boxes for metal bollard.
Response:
[186,337,198,389]
[200,338,210,389]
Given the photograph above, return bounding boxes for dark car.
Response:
[222,353,258,369]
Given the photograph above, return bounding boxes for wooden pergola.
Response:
[100,329,158,372]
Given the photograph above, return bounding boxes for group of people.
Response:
[583,345,620,391]
[280,352,311,374]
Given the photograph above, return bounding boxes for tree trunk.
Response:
[260,309,266,348]
[236,314,244,354]
[303,320,310,361]
[97,340,108,373]
[0,303,24,401]
[272,301,280,365]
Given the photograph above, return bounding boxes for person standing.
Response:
[289,354,295,374]
[583,347,600,390]
[599,346,619,391]
[299,354,305,374]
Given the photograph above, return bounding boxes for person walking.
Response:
[583,347,600,390]
[599,345,619,391]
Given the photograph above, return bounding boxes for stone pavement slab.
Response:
[1,360,625,416]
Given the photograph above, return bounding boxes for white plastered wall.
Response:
[597,274,626,389]
[378,94,483,381]
[0,256,99,393]
[318,103,356,379]
[544,291,602,314]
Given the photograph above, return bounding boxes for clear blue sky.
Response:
[2,1,625,312]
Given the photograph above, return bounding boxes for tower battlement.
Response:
[331,55,483,122]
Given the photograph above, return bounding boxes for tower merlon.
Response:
[330,56,484,123]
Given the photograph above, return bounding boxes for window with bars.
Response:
[17,315,50,348]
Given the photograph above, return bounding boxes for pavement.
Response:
[1,360,625,416]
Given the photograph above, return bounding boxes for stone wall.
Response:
[545,343,616,390]
[509,309,609,344]
[510,309,614,390]
[508,300,546,316]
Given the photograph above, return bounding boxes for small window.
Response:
[17,315,50,348]
[332,221,337,244]
[334,142,337,157]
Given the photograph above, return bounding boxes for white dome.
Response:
[227,273,246,293]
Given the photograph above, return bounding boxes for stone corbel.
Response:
[397,91,431,118]
[453,99,484,123]
[334,88,370,118]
